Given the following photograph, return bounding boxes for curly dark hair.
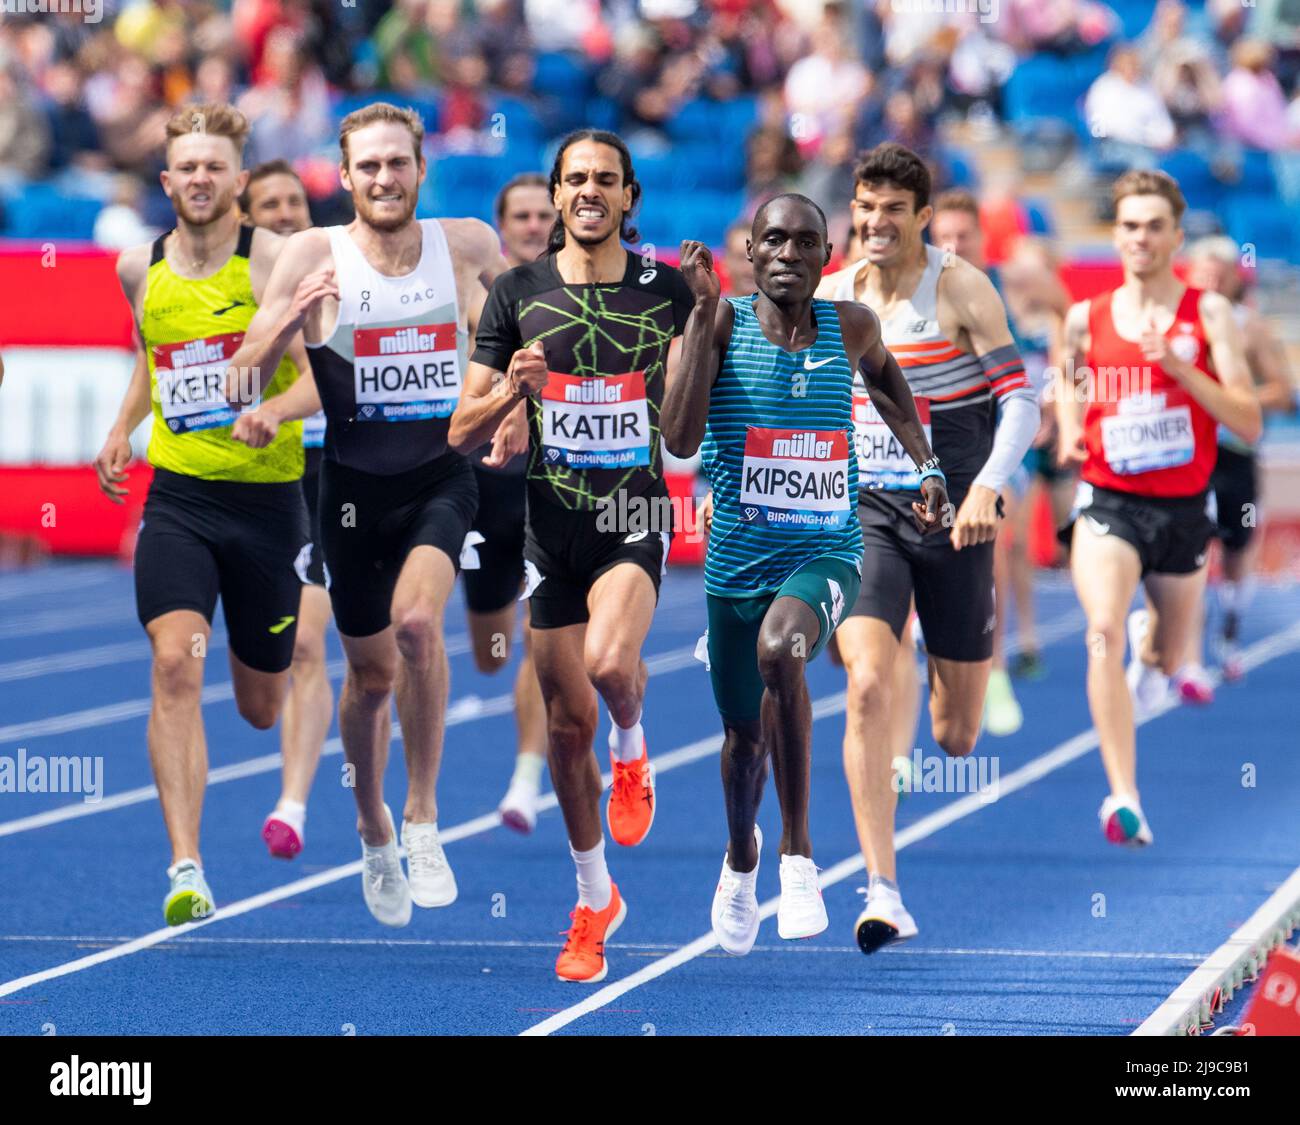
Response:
[546,130,641,253]
[853,142,932,211]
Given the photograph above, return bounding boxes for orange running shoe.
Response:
[555,883,628,982]
[607,743,656,846]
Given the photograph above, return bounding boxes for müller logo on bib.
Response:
[739,426,851,530]
[352,322,461,421]
[152,331,243,433]
[540,371,651,469]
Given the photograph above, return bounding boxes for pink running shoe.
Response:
[262,812,304,859]
[1173,663,1215,706]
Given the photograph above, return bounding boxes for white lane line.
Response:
[0,637,227,684]
[0,612,1082,998]
[0,644,705,838]
[0,568,112,602]
[0,934,1208,960]
[0,601,140,641]
[520,618,1300,1036]
[1133,862,1300,1036]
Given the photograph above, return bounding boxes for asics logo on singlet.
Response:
[212,301,246,316]
[803,355,836,371]
[639,268,658,284]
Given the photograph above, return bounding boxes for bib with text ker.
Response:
[540,371,650,469]
[853,393,930,489]
[1101,391,1194,476]
[153,332,242,433]
[353,323,460,422]
[739,426,851,531]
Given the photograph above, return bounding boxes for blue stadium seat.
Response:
[1107,0,1156,39]
[1004,55,1080,123]
[533,52,592,103]
[1224,195,1295,264]
[1238,149,1277,197]
[1024,201,1053,235]
[1158,150,1221,212]
[666,99,723,144]
[1,183,101,240]
[944,148,974,188]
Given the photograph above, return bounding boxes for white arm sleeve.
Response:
[971,391,1040,494]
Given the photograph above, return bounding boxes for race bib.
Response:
[1101,395,1194,475]
[739,426,851,531]
[540,371,650,469]
[302,410,327,449]
[152,332,242,433]
[852,393,930,489]
[353,322,460,422]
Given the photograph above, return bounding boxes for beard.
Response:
[355,189,418,232]
[172,184,237,228]
[564,207,622,248]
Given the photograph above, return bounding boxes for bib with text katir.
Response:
[352,322,461,422]
[739,426,851,531]
[1101,392,1194,476]
[853,393,930,489]
[152,332,242,433]
[540,371,651,469]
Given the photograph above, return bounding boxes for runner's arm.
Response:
[1155,291,1261,444]
[225,228,332,404]
[845,303,934,468]
[1243,310,1296,415]
[1055,300,1090,466]
[95,249,153,502]
[662,240,728,458]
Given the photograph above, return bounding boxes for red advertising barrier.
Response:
[0,244,132,347]
[0,462,151,558]
[1241,946,1300,1036]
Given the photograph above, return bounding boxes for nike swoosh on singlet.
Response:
[803,355,836,371]
[212,301,247,316]
[268,615,296,634]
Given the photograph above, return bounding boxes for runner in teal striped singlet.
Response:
[662,194,945,955]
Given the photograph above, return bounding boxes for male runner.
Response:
[1055,171,1259,846]
[240,158,335,859]
[817,143,1040,953]
[929,189,1069,733]
[450,129,693,982]
[1185,236,1295,683]
[228,103,508,925]
[93,103,311,924]
[665,194,942,953]
[462,173,554,832]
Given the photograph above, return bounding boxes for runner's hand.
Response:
[94,432,134,504]
[507,340,548,398]
[231,407,280,449]
[912,475,948,535]
[698,490,713,537]
[286,268,339,333]
[950,483,1000,551]
[679,240,721,303]
[1056,419,1087,468]
[484,400,529,467]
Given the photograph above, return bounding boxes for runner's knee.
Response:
[585,650,636,702]
[345,659,395,706]
[933,714,979,759]
[843,655,893,719]
[236,691,280,731]
[393,604,442,666]
[756,629,803,688]
[152,643,204,700]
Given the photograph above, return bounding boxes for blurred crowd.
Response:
[1,0,1299,246]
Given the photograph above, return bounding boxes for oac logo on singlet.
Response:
[739,426,850,531]
[540,371,651,469]
[1100,391,1195,476]
[152,332,243,433]
[852,393,931,490]
[352,322,461,421]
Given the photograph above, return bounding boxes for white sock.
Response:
[510,752,544,790]
[1218,580,1239,616]
[608,709,644,763]
[273,798,306,823]
[570,838,612,911]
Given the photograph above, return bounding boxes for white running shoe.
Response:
[853,880,918,955]
[1099,793,1154,848]
[498,777,539,835]
[1172,662,1215,706]
[361,805,412,927]
[711,825,762,956]
[776,852,827,940]
[1125,609,1169,714]
[401,819,458,907]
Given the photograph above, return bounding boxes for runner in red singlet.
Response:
[1055,171,1260,847]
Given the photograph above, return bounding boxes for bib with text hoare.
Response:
[739,426,851,531]
[351,322,461,422]
[539,370,651,469]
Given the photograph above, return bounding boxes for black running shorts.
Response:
[463,463,527,614]
[850,490,996,663]
[523,493,670,630]
[1210,446,1257,553]
[1058,481,1215,576]
[318,451,478,638]
[134,467,309,673]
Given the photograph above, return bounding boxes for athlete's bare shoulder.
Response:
[815,259,862,300]
[1063,298,1090,352]
[115,241,152,306]
[438,216,500,265]
[1195,288,1234,326]
[832,298,880,354]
